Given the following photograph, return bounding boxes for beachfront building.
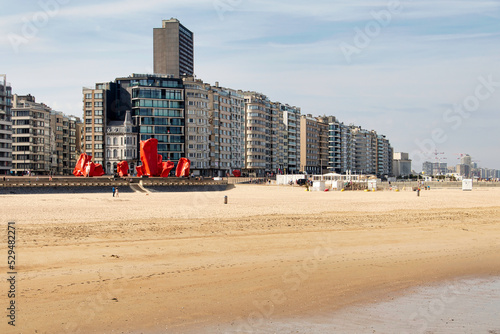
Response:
[105,110,138,174]
[183,76,210,176]
[0,75,12,175]
[393,152,412,177]
[300,114,328,174]
[84,74,186,173]
[325,116,343,173]
[208,84,245,177]
[374,132,392,177]
[280,104,301,174]
[244,92,272,176]
[50,111,82,175]
[11,95,51,175]
[119,74,185,164]
[11,94,81,176]
[154,18,194,77]
[82,83,111,168]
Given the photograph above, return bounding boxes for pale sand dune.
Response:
[1,185,500,333]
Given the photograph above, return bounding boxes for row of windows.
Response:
[133,100,184,108]
[84,93,103,99]
[139,126,183,135]
[141,117,184,126]
[132,89,183,100]
[136,108,184,117]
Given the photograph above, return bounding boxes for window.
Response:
[94,93,103,99]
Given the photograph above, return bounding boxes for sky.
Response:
[2,0,500,171]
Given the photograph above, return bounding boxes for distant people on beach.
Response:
[112,187,116,197]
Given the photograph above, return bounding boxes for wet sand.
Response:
[200,277,500,333]
[1,185,500,333]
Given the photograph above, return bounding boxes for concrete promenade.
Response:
[0,176,229,194]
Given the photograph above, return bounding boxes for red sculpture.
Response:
[117,161,129,177]
[175,157,191,177]
[73,153,105,177]
[160,160,175,177]
[232,170,241,177]
[136,138,176,177]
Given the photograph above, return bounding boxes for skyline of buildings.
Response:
[2,18,498,178]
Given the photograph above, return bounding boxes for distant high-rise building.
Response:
[456,163,471,178]
[0,75,12,175]
[154,19,194,77]
[461,154,472,167]
[393,152,412,177]
[422,161,447,176]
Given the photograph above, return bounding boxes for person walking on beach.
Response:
[112,186,116,197]
[115,187,119,198]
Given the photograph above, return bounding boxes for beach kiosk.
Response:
[462,179,473,191]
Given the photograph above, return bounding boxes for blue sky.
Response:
[2,0,500,170]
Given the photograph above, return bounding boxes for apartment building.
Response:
[121,74,185,163]
[0,75,12,175]
[50,111,82,175]
[244,92,273,176]
[183,76,210,175]
[11,95,51,175]
[280,104,300,173]
[374,132,392,177]
[208,84,245,176]
[300,114,328,174]
[11,94,81,175]
[82,83,109,167]
[83,74,186,174]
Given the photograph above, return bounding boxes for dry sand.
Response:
[1,185,500,333]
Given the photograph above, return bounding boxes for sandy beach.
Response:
[1,185,500,333]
